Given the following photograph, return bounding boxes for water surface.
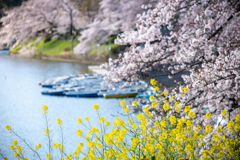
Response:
[0,54,134,159]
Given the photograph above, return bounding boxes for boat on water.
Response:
[41,89,65,96]
[65,91,98,97]
[103,91,138,98]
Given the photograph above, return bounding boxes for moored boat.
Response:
[65,91,98,97]
[103,91,138,98]
[41,90,65,96]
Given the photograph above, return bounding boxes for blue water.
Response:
[0,54,134,159]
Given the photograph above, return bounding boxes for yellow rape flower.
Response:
[46,154,52,160]
[35,143,41,150]
[163,103,170,112]
[76,129,83,137]
[42,105,48,113]
[189,111,196,119]
[149,95,156,102]
[3,157,8,160]
[120,100,127,106]
[205,125,212,133]
[217,126,223,133]
[235,114,240,123]
[66,154,73,160]
[150,79,157,86]
[85,117,90,123]
[44,128,49,136]
[206,112,211,120]
[162,91,167,95]
[227,121,234,132]
[154,87,160,93]
[221,110,228,117]
[77,118,83,124]
[169,96,174,101]
[56,118,63,126]
[93,104,100,110]
[13,140,18,146]
[234,124,240,132]
[151,102,158,108]
[170,116,177,124]
[132,101,138,107]
[175,105,181,112]
[5,125,11,131]
[100,117,106,123]
[104,121,110,127]
[160,120,167,128]
[184,106,191,113]
[53,142,59,149]
[182,87,188,94]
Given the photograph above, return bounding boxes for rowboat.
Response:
[103,91,138,98]
[65,91,98,97]
[41,90,65,96]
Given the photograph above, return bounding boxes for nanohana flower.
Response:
[35,143,41,150]
[184,106,191,113]
[163,103,170,112]
[170,116,177,124]
[77,118,83,124]
[46,154,52,160]
[56,118,63,126]
[120,100,127,106]
[150,79,157,86]
[189,111,196,119]
[205,125,212,133]
[132,101,138,107]
[236,114,240,123]
[93,104,100,110]
[42,105,48,113]
[162,91,167,96]
[85,117,90,123]
[44,128,49,136]
[154,87,160,93]
[151,102,158,108]
[206,112,211,120]
[76,129,83,137]
[149,95,156,102]
[182,87,188,94]
[100,117,106,124]
[175,105,181,112]
[221,110,228,117]
[104,121,110,127]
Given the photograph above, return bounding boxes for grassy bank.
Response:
[11,38,79,55]
[11,38,121,56]
[88,43,120,55]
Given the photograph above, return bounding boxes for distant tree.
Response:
[0,0,27,21]
[0,0,88,46]
[74,0,159,54]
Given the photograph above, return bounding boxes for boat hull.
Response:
[41,90,65,96]
[65,92,98,97]
[104,92,138,98]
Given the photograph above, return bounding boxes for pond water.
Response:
[0,53,135,159]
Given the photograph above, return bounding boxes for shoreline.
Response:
[10,51,109,65]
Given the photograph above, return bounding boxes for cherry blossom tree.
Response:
[0,0,88,46]
[103,0,240,127]
[74,0,159,54]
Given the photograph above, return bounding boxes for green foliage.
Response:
[11,38,79,55]
[89,43,120,55]
[43,35,52,43]
[35,38,78,55]
[10,43,22,52]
